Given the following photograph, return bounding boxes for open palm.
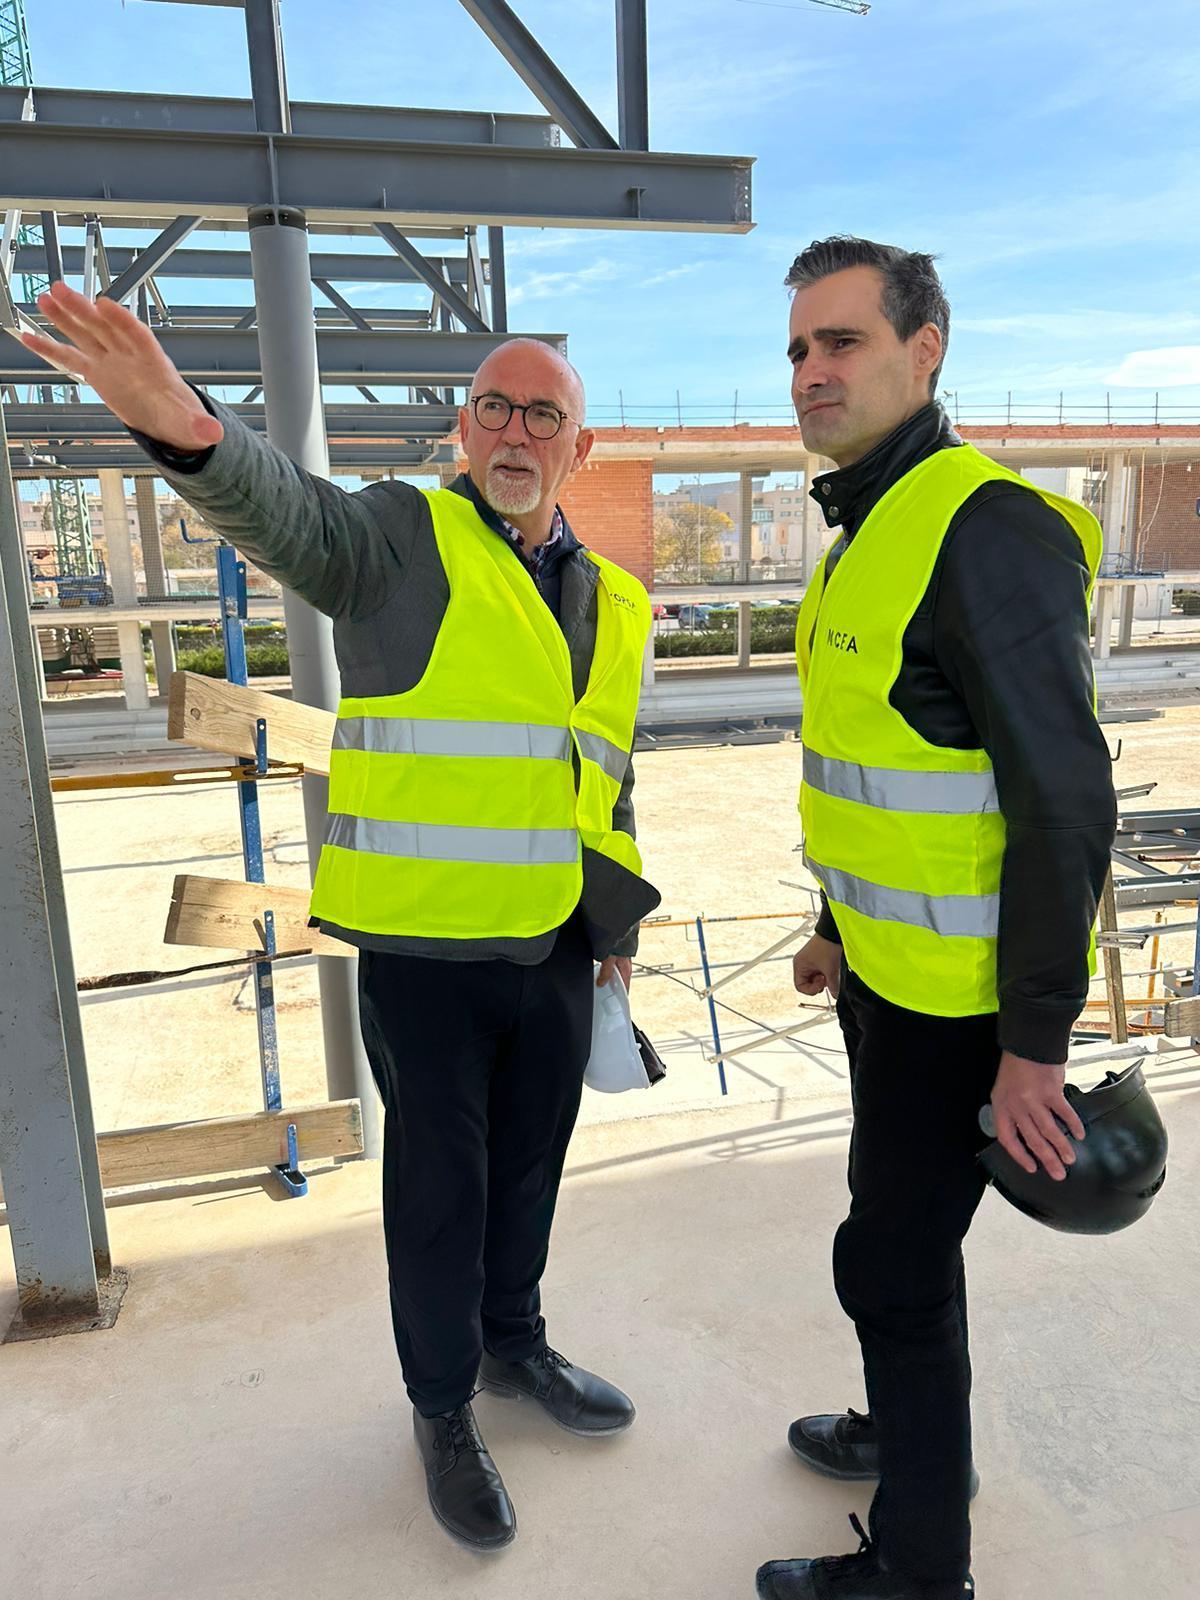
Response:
[19,281,224,452]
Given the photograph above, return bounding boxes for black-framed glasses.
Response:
[471,394,577,440]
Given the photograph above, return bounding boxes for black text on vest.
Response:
[825,627,858,654]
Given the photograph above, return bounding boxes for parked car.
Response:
[675,602,717,629]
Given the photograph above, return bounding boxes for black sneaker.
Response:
[755,1513,975,1599]
[788,1409,980,1500]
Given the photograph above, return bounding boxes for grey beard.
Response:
[485,460,544,515]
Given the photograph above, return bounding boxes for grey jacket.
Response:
[135,397,647,962]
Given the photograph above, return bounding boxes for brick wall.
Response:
[555,457,655,589]
[1135,461,1200,572]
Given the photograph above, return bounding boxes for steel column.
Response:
[487,226,508,331]
[0,398,110,1326]
[615,0,649,150]
[247,204,380,1158]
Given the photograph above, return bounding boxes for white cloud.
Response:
[1107,346,1200,388]
[507,261,620,307]
[958,312,1200,340]
[504,230,596,260]
[642,264,703,287]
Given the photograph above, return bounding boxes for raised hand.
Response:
[18,281,224,452]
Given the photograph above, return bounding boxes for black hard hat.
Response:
[979,1063,1168,1235]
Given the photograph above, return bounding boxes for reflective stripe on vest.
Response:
[574,727,630,782]
[307,486,652,941]
[327,814,579,866]
[804,852,1000,940]
[796,441,1104,1016]
[803,747,1000,815]
[334,715,572,763]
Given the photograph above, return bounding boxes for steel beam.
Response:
[11,443,445,471]
[313,278,373,332]
[455,0,616,150]
[376,223,489,333]
[616,0,649,150]
[0,121,753,233]
[2,401,460,439]
[99,215,202,305]
[1,326,566,385]
[13,243,476,285]
[0,84,558,148]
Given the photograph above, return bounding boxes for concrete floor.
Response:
[4,1060,1199,1600]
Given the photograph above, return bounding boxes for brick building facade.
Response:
[1135,461,1200,571]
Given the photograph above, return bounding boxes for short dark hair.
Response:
[785,235,950,396]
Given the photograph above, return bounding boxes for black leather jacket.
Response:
[810,403,1116,1064]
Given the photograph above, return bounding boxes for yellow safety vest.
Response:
[796,444,1103,1016]
[309,488,651,940]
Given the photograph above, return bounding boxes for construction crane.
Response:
[738,0,870,13]
[1,0,97,578]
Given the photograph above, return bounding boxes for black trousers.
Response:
[357,915,595,1417]
[833,964,1001,1592]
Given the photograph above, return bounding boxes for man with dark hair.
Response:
[754,238,1116,1598]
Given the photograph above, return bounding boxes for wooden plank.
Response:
[168,670,335,774]
[1164,994,1200,1040]
[0,1101,362,1201]
[165,873,353,958]
[1098,869,1129,1044]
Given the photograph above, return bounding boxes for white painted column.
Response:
[98,470,149,712]
[801,455,818,582]
[134,475,176,694]
[641,626,655,692]
[1117,587,1136,649]
[1102,450,1129,565]
[1092,581,1116,661]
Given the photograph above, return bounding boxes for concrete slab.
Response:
[3,1067,1198,1600]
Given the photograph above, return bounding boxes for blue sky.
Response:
[22,0,1200,426]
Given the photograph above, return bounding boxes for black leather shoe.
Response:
[755,1513,975,1599]
[413,1402,516,1552]
[478,1346,636,1436]
[787,1410,980,1500]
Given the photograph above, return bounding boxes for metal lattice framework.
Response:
[0,0,755,1333]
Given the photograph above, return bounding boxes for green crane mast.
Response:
[1,0,96,577]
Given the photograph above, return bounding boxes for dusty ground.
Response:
[50,704,1200,1139]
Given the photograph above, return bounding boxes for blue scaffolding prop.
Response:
[217,542,307,1198]
[694,916,728,1097]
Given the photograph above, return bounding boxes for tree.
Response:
[654,502,733,583]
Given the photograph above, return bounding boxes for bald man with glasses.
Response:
[20,290,658,1553]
